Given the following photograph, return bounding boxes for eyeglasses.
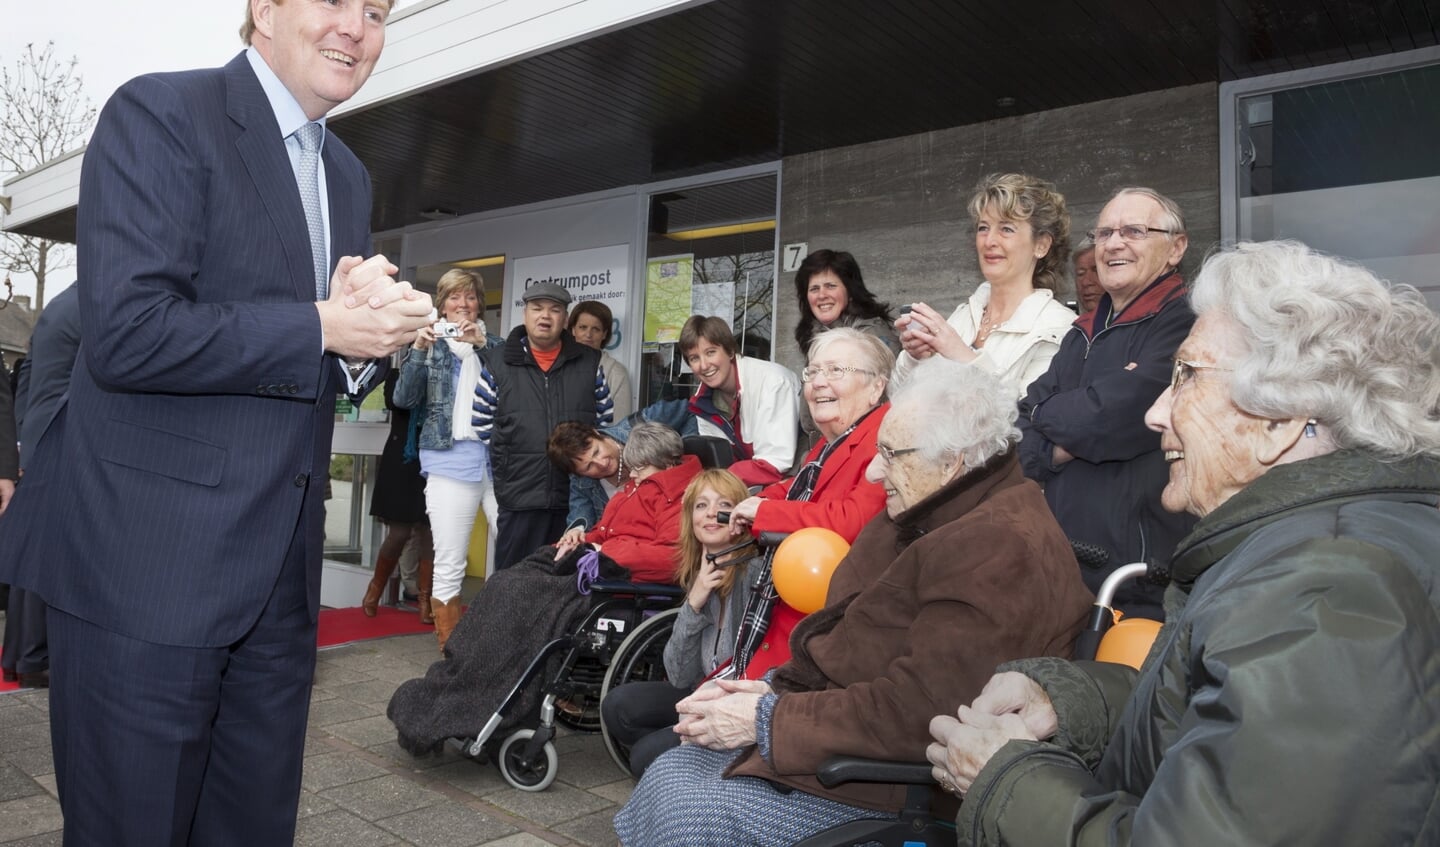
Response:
[800,365,872,383]
[875,444,921,463]
[1089,225,1172,243]
[1170,358,1232,392]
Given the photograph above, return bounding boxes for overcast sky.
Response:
[1,2,410,304]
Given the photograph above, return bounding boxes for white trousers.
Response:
[424,474,498,603]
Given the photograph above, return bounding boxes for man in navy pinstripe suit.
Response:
[0,2,431,843]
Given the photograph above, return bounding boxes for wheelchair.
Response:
[450,577,684,791]
[454,435,738,791]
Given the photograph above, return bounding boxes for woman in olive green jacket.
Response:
[929,241,1440,847]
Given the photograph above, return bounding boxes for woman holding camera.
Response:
[894,172,1076,398]
[391,269,503,651]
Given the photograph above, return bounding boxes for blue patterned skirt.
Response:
[613,745,893,846]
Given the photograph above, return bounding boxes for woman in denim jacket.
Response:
[391,269,503,651]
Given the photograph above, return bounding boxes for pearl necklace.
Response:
[615,456,627,485]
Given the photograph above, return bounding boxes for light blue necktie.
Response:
[295,122,328,300]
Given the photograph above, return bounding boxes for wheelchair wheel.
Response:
[599,606,679,775]
[497,728,558,792]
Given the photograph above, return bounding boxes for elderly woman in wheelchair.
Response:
[603,328,897,778]
[613,358,1094,846]
[927,241,1440,847]
[386,423,700,758]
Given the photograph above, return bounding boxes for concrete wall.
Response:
[775,82,1219,369]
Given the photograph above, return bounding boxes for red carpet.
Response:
[317,605,434,649]
[0,648,21,694]
[0,608,428,691]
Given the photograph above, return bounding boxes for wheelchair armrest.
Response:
[816,756,935,789]
[588,579,686,599]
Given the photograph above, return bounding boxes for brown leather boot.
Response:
[361,555,401,617]
[433,597,464,654]
[416,559,435,625]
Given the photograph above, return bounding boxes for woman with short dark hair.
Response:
[568,300,632,419]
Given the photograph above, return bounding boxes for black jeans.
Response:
[601,680,689,778]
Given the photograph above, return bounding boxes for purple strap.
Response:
[575,549,602,595]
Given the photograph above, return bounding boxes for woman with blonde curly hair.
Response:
[895,172,1077,397]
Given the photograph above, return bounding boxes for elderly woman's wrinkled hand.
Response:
[553,527,587,559]
[927,706,1037,795]
[674,679,772,751]
[968,671,1058,740]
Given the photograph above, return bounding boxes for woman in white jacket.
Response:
[894,172,1076,398]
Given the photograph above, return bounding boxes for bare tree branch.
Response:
[0,41,95,310]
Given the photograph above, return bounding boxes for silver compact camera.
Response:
[434,321,462,338]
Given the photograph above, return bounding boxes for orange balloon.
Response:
[1094,617,1162,670]
[771,527,850,614]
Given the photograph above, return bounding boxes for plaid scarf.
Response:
[714,408,874,679]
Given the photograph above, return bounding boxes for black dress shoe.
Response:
[17,670,48,689]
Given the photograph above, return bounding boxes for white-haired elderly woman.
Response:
[930,240,1440,847]
[614,358,1094,846]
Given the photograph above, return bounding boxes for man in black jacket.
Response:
[474,282,612,570]
[1018,188,1197,620]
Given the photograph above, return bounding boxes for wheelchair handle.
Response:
[757,530,789,548]
[817,755,936,788]
[706,537,759,569]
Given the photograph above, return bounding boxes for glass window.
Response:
[640,176,778,406]
[1228,54,1440,307]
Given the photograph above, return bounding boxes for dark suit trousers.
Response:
[47,526,316,847]
[495,507,567,571]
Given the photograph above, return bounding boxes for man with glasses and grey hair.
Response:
[1017,187,1197,622]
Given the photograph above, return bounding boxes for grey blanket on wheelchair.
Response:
[386,545,629,756]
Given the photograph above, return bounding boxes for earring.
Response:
[1304,418,1318,438]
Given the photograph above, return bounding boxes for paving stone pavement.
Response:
[0,626,634,846]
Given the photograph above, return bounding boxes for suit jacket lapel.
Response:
[224,54,316,304]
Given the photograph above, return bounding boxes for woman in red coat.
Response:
[726,328,891,543]
[553,422,701,583]
[720,327,894,681]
